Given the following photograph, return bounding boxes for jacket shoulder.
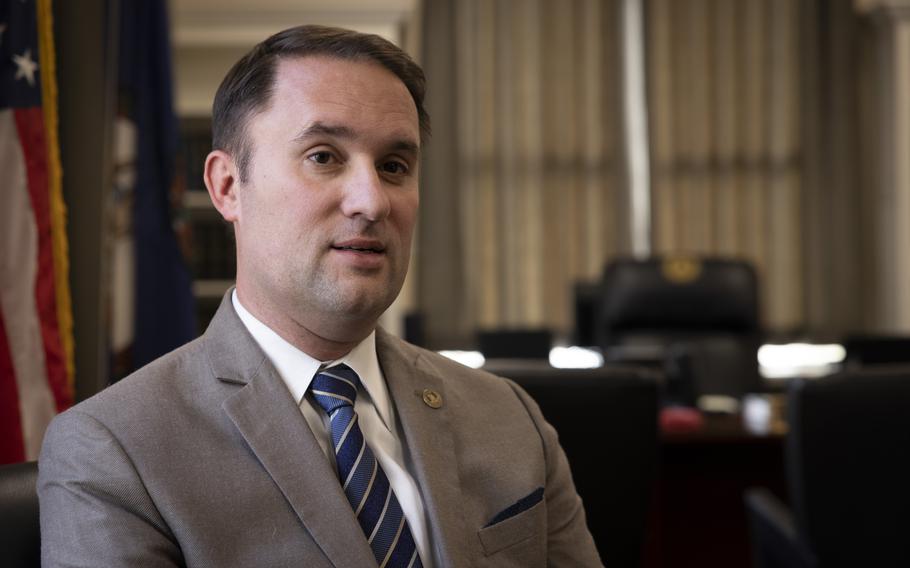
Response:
[56,334,213,426]
[382,333,509,382]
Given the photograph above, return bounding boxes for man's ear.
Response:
[204,149,241,222]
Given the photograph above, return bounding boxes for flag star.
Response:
[13,49,38,86]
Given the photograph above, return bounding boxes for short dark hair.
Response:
[212,25,430,181]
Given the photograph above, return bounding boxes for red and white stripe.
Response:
[0,108,69,463]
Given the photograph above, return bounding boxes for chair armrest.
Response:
[744,487,817,568]
[0,461,40,568]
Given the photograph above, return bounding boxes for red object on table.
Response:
[659,406,705,434]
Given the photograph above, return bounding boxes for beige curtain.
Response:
[418,0,887,347]
[856,3,910,333]
[419,0,624,348]
[647,0,803,331]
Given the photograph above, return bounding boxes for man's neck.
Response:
[233,288,372,361]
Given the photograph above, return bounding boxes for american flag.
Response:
[0,0,73,464]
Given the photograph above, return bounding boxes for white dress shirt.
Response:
[232,291,434,567]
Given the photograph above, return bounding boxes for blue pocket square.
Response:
[485,487,545,527]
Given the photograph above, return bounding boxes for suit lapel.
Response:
[377,330,471,567]
[204,294,377,568]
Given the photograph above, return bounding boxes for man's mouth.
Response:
[332,240,385,254]
[333,246,383,253]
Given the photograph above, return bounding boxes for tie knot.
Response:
[311,364,361,415]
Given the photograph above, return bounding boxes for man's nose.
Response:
[340,161,391,222]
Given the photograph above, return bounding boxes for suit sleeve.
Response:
[38,410,183,568]
[505,380,605,567]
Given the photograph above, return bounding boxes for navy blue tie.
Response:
[311,365,423,568]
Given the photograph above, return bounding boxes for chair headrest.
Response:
[601,256,759,335]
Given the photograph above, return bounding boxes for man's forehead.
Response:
[265,56,420,140]
[273,55,406,99]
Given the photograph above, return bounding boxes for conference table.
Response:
[643,409,788,568]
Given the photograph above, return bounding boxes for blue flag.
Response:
[115,0,195,375]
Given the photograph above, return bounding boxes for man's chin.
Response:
[316,289,395,323]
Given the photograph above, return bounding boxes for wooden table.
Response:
[643,413,788,568]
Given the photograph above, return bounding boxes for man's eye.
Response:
[381,161,408,175]
[307,151,335,165]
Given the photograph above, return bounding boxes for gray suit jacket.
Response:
[38,295,602,567]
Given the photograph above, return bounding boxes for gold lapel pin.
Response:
[422,389,443,409]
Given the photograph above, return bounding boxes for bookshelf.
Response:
[178,116,235,332]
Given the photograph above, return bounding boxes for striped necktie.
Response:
[311,364,423,568]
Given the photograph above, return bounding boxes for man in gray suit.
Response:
[38,25,602,567]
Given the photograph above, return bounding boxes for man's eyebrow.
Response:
[292,122,356,142]
[293,122,420,156]
[391,139,420,157]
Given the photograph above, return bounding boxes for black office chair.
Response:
[598,256,762,402]
[572,281,602,347]
[745,368,910,568]
[0,460,41,568]
[843,334,910,367]
[476,328,553,360]
[484,362,659,567]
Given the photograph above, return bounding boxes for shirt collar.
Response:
[231,290,393,431]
